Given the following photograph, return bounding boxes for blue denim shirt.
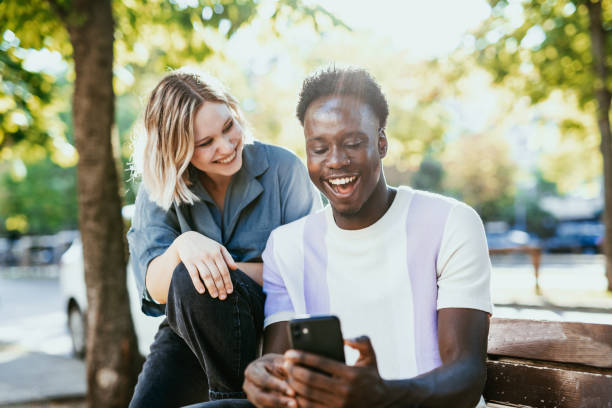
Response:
[127,141,322,316]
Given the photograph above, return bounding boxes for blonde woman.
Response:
[127,71,320,407]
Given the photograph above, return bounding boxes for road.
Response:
[0,276,84,407]
[490,253,612,319]
[0,277,73,358]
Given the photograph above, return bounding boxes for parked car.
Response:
[2,230,79,267]
[59,236,164,358]
[485,221,538,250]
[544,221,604,253]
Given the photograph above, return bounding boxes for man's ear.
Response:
[378,128,388,158]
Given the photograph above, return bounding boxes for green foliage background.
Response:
[1,0,606,237]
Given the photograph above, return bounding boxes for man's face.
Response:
[304,95,387,217]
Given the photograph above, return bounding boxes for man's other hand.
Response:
[283,336,388,408]
[243,353,297,408]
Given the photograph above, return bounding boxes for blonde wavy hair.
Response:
[133,70,251,210]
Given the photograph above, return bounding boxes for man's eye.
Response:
[312,147,328,154]
[345,141,361,148]
[223,120,234,133]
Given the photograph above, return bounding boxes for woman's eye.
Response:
[223,120,234,133]
[198,139,213,147]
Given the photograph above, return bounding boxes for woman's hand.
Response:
[173,231,237,300]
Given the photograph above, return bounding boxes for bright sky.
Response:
[14,0,492,74]
[314,0,491,60]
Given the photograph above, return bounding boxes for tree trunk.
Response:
[588,0,612,291]
[60,0,141,406]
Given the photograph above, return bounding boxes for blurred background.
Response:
[1,0,611,406]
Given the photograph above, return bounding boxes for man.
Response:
[218,66,491,408]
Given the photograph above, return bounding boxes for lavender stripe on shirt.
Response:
[405,191,452,373]
[303,211,330,314]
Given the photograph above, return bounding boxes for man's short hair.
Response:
[296,66,389,129]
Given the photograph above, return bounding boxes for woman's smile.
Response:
[214,148,238,164]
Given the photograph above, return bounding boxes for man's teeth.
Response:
[217,150,236,164]
[328,176,357,185]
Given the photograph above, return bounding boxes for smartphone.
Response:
[288,315,346,363]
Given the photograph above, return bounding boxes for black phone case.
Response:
[288,315,346,363]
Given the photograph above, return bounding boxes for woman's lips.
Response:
[215,148,237,164]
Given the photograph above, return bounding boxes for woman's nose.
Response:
[220,134,236,152]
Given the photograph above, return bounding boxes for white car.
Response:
[59,236,164,358]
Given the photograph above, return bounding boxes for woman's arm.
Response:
[236,262,263,286]
[145,241,180,304]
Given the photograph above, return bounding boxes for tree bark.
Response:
[58,0,141,406]
[588,0,612,291]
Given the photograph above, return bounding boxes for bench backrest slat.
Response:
[485,359,612,408]
[488,318,612,368]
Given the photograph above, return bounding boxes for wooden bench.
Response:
[489,246,542,294]
[484,318,612,407]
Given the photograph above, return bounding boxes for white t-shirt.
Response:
[262,186,491,407]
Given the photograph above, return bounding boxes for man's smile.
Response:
[325,175,360,197]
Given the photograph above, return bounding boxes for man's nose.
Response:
[327,146,350,168]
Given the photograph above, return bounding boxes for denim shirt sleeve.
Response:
[127,186,180,316]
[279,152,322,224]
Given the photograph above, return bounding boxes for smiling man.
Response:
[238,67,492,408]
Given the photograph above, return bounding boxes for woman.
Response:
[127,71,320,407]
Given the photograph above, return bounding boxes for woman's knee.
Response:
[168,262,234,313]
[169,262,196,298]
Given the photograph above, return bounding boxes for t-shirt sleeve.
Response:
[127,186,180,316]
[436,203,492,313]
[278,152,322,224]
[262,232,295,327]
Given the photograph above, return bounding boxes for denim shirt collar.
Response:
[241,141,269,178]
[188,141,269,239]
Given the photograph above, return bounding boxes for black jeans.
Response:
[185,399,254,407]
[130,263,265,407]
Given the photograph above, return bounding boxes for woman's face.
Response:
[191,102,244,178]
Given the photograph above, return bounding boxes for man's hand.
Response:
[243,353,297,408]
[283,336,388,408]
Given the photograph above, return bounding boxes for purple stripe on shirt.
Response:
[405,191,452,374]
[302,211,330,314]
[263,233,295,316]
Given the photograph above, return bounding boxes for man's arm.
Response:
[383,308,489,407]
[263,321,291,354]
[282,308,489,408]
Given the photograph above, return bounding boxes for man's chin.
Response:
[329,201,362,218]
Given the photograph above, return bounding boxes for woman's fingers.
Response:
[184,262,205,294]
[196,260,219,298]
[221,246,238,270]
[213,252,234,295]
[205,257,227,299]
